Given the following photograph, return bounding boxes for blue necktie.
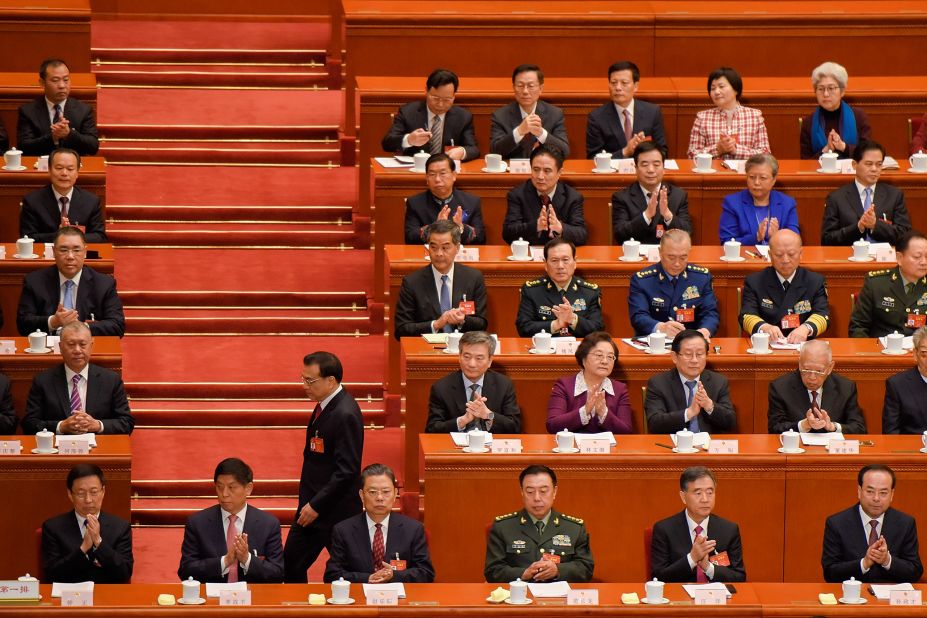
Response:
[439,274,452,333]
[63,280,75,311]
[862,187,873,241]
[685,380,700,432]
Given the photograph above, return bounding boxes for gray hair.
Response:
[913,326,927,350]
[659,228,691,249]
[60,321,92,337]
[800,339,832,364]
[745,153,779,177]
[459,331,495,356]
[811,61,848,91]
[425,219,461,245]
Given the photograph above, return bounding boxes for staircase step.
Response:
[93,64,332,89]
[108,224,360,248]
[131,398,393,427]
[100,140,346,166]
[125,307,375,335]
[120,290,369,308]
[107,204,353,223]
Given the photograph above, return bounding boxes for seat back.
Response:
[643,526,653,579]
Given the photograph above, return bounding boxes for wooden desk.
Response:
[403,337,910,497]
[0,243,114,338]
[0,157,106,243]
[754,582,927,616]
[0,335,122,420]
[0,435,130,579]
[0,2,91,73]
[422,434,927,583]
[0,73,96,151]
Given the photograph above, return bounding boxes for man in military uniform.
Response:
[740,230,829,342]
[628,229,718,339]
[516,238,603,337]
[850,230,927,338]
[484,464,593,583]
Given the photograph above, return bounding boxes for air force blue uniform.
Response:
[628,263,719,336]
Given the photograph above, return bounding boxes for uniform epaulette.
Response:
[686,264,709,274]
[635,268,658,279]
[525,278,545,288]
[495,512,519,521]
[577,278,598,290]
[562,514,584,524]
[867,269,892,278]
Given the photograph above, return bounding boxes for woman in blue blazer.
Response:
[718,153,799,245]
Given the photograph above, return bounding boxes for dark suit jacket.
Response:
[16,265,125,337]
[381,101,479,161]
[821,182,911,246]
[651,510,746,582]
[20,185,106,243]
[0,119,8,153]
[22,363,134,435]
[822,505,923,583]
[298,388,365,526]
[324,512,435,583]
[767,370,867,434]
[426,369,521,433]
[490,100,570,159]
[0,374,16,434]
[178,504,284,583]
[42,510,133,583]
[17,96,99,156]
[644,368,736,434]
[611,182,691,244]
[393,263,488,339]
[546,375,633,434]
[585,100,667,158]
[882,367,927,434]
[502,181,587,246]
[404,189,485,245]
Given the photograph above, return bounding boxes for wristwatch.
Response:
[486,411,495,421]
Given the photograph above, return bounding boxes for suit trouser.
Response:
[283,516,334,583]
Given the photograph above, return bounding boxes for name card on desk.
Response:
[0,441,21,455]
[890,589,922,606]
[0,340,15,355]
[455,248,480,262]
[708,440,738,454]
[508,159,530,174]
[694,589,727,605]
[530,247,544,262]
[0,580,39,600]
[59,439,90,455]
[567,589,599,605]
[615,158,636,174]
[491,439,522,454]
[579,439,609,454]
[367,590,399,605]
[220,589,251,606]
[61,590,93,606]
[827,439,859,455]
[554,338,579,355]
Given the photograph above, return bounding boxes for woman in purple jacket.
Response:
[546,331,633,434]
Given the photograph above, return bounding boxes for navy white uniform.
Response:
[628,263,719,336]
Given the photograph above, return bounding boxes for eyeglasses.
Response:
[589,352,616,362]
[815,85,840,95]
[426,171,452,179]
[678,352,707,361]
[56,248,85,256]
[72,489,101,499]
[427,94,455,104]
[799,368,828,377]
[514,82,540,92]
[302,375,325,386]
[364,489,395,498]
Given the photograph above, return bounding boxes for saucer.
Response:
[591,168,616,174]
[720,255,746,262]
[641,597,670,605]
[672,447,699,454]
[777,447,805,454]
[503,598,532,605]
[2,165,27,171]
[462,446,489,454]
[529,347,555,355]
[481,166,508,174]
[881,348,909,356]
[838,597,867,605]
[25,347,52,354]
[177,598,206,605]
[506,255,533,262]
[553,447,580,453]
[847,256,874,262]
[816,168,842,174]
[31,448,58,454]
[907,168,927,174]
[645,348,671,355]
[746,347,773,355]
[441,348,458,354]
[327,598,355,605]
[13,253,39,259]
[919,447,927,454]
[618,255,644,262]
[692,168,717,174]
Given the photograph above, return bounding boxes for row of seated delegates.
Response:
[0,59,99,156]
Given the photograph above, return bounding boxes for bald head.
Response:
[800,339,832,365]
[769,229,803,279]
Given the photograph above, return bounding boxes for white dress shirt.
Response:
[430,263,455,333]
[220,504,252,575]
[366,513,391,555]
[513,104,549,145]
[575,371,615,425]
[858,506,891,573]
[56,363,94,434]
[49,268,84,333]
[685,511,715,579]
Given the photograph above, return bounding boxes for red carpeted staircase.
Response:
[91,14,390,582]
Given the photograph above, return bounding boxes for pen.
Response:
[745,250,761,259]
[655,442,674,450]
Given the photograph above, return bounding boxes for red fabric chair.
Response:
[34,527,43,582]
[644,526,653,579]
[911,116,924,145]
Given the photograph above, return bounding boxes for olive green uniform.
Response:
[849,266,927,338]
[484,508,594,583]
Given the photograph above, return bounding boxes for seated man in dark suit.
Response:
[426,331,521,433]
[325,463,435,583]
[490,64,569,159]
[381,68,479,162]
[883,325,927,433]
[0,373,16,434]
[179,458,284,583]
[17,58,99,156]
[20,148,106,243]
[502,146,586,246]
[586,60,667,159]
[42,464,132,583]
[404,153,485,245]
[0,118,8,153]
[822,464,922,583]
[394,219,488,338]
[739,230,829,343]
[16,226,125,337]
[651,466,746,582]
[644,330,736,434]
[22,321,134,435]
[767,339,867,434]
[612,141,691,244]
[821,140,911,246]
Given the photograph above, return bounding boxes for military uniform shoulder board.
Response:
[524,278,546,288]
[686,264,709,274]
[494,512,519,521]
[635,268,657,279]
[562,514,584,525]
[577,278,598,290]
[867,269,892,278]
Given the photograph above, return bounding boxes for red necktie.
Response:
[372,523,385,568]
[694,525,708,582]
[226,514,239,583]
